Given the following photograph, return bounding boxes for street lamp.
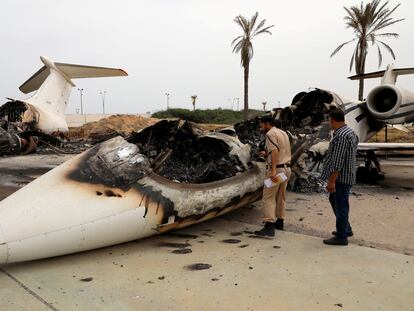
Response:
[99,90,107,114]
[77,88,84,115]
[165,92,170,110]
[235,97,240,111]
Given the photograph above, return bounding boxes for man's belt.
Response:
[276,163,291,168]
[266,163,291,169]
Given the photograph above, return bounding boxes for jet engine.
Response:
[366,85,414,124]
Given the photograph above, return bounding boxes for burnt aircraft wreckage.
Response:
[0,56,127,155]
[1,64,414,264]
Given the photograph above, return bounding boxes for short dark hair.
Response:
[329,109,345,122]
[259,115,275,125]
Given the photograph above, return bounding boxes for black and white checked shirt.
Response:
[321,125,359,185]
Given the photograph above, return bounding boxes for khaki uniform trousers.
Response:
[262,167,291,222]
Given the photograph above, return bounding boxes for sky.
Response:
[0,0,413,115]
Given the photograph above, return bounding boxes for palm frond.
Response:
[253,25,274,37]
[377,40,396,59]
[349,46,357,72]
[373,18,405,32]
[250,12,259,31]
[233,15,249,33]
[231,35,244,46]
[232,40,243,53]
[376,44,383,68]
[254,19,266,32]
[373,32,399,38]
[330,39,355,58]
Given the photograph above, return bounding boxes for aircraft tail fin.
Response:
[20,57,127,94]
[19,56,127,119]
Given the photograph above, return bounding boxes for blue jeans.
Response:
[329,182,353,241]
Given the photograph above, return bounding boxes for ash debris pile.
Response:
[234,117,264,161]
[128,120,248,183]
[277,89,334,192]
[236,89,335,192]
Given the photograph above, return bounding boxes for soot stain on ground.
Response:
[222,239,242,244]
[186,263,212,271]
[166,232,198,239]
[172,248,192,254]
[159,242,191,249]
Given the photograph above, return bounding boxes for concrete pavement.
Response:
[1,218,413,311]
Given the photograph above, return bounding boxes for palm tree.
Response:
[190,95,198,111]
[262,101,267,111]
[330,0,404,101]
[232,12,274,120]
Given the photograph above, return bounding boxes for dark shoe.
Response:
[274,219,284,231]
[323,237,348,246]
[332,231,353,237]
[254,222,275,237]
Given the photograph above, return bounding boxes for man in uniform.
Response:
[254,115,292,237]
[321,109,359,246]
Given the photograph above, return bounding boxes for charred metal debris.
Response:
[0,100,92,156]
[127,120,250,184]
[2,89,335,192]
[234,89,335,192]
[115,88,335,190]
[0,100,64,155]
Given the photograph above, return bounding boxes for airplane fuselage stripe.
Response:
[356,112,367,123]
[400,102,414,108]
[344,105,360,114]
[387,110,414,119]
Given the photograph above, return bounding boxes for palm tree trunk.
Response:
[357,44,367,101]
[243,64,249,120]
[358,79,364,101]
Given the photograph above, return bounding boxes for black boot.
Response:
[274,219,284,231]
[254,222,275,237]
[323,237,348,246]
[332,231,353,237]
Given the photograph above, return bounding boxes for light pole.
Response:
[77,88,84,115]
[165,92,170,110]
[99,90,107,114]
[235,97,240,111]
[228,98,234,110]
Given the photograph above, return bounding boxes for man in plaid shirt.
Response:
[321,109,359,246]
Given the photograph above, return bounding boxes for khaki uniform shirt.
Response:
[265,127,291,167]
